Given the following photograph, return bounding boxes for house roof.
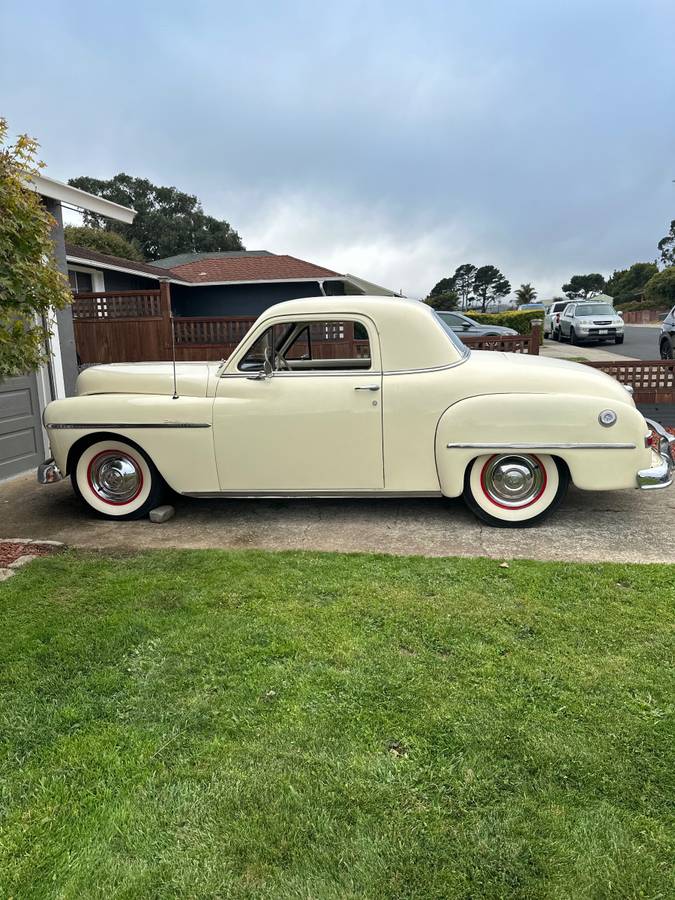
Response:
[152,250,274,268]
[66,244,178,280]
[29,174,136,224]
[164,253,343,284]
[64,245,400,295]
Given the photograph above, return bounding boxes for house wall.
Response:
[170,280,346,317]
[102,270,160,292]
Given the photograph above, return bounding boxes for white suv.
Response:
[544,300,571,339]
[558,301,624,346]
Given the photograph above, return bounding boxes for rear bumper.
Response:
[637,420,674,490]
[37,458,64,484]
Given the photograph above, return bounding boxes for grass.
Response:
[0,550,673,899]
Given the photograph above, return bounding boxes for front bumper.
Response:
[37,458,64,484]
[637,420,675,490]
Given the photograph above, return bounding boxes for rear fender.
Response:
[435,393,652,496]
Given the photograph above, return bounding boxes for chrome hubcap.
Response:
[89,452,142,503]
[482,455,545,507]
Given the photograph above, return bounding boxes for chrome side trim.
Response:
[46,422,211,430]
[183,490,444,499]
[446,441,637,450]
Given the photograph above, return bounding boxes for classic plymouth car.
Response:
[39,296,674,527]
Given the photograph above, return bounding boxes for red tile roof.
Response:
[167,254,342,284]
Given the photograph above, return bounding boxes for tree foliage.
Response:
[562,273,605,300]
[515,282,537,305]
[473,265,511,312]
[424,290,459,311]
[657,220,675,268]
[64,225,144,261]
[0,119,72,378]
[643,266,675,309]
[428,264,477,309]
[605,262,658,305]
[67,173,245,261]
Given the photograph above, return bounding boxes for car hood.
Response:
[464,350,633,406]
[76,362,216,398]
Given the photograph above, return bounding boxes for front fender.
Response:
[435,393,652,497]
[43,394,219,493]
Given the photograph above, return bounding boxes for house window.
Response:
[239,320,372,372]
[68,269,94,293]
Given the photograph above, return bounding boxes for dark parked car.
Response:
[660,307,674,359]
[436,311,518,339]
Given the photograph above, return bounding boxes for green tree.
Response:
[562,273,605,300]
[643,267,675,309]
[428,264,476,310]
[0,119,72,378]
[515,282,537,305]
[657,220,675,268]
[67,173,244,260]
[64,225,143,261]
[424,290,459,311]
[605,262,658,304]
[473,265,511,312]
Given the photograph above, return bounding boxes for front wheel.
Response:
[462,454,569,527]
[660,339,672,359]
[570,327,578,345]
[615,335,624,345]
[71,438,166,519]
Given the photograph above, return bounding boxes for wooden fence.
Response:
[462,323,541,355]
[621,309,668,324]
[584,359,675,404]
[72,289,370,364]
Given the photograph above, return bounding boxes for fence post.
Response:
[529,320,542,355]
[159,277,173,360]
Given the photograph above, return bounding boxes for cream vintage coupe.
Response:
[38,296,674,527]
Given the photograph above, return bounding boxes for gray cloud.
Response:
[2,0,673,297]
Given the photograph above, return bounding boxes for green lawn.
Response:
[0,551,673,899]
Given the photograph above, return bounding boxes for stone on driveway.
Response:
[1,471,673,564]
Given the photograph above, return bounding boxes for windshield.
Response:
[433,312,471,356]
[577,304,615,316]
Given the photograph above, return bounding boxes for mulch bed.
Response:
[0,541,61,568]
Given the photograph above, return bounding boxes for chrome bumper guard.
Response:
[37,458,64,484]
[637,420,674,490]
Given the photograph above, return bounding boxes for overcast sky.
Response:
[2,0,674,298]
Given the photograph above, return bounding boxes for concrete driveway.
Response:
[1,471,674,563]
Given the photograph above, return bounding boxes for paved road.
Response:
[602,325,661,360]
[1,471,674,564]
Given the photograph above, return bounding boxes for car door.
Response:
[212,315,384,492]
[560,305,575,337]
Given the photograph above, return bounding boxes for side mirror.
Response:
[617,310,624,317]
[462,322,471,330]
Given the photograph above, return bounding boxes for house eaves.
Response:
[27,174,136,224]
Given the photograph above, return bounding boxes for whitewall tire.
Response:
[463,453,568,527]
[72,439,165,520]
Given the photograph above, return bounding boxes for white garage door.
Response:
[0,374,45,480]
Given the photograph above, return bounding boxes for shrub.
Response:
[64,225,144,261]
[465,309,544,335]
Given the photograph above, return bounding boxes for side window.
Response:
[441,313,462,327]
[239,319,372,372]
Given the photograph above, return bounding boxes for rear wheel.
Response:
[71,438,166,520]
[463,454,568,527]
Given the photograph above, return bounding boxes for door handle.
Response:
[354,384,380,391]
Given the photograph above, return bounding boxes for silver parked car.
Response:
[558,301,625,345]
[436,311,518,339]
